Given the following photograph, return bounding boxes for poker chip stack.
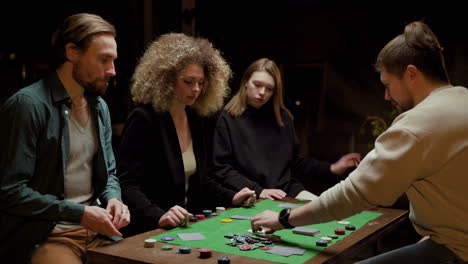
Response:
[218,256,231,263]
[160,245,173,250]
[144,238,156,248]
[334,228,346,235]
[195,214,206,220]
[316,239,328,247]
[177,246,192,254]
[216,207,225,214]
[199,248,212,258]
[202,209,212,218]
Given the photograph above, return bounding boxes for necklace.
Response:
[72,102,88,110]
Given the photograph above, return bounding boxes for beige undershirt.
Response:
[182,142,197,205]
[55,115,97,230]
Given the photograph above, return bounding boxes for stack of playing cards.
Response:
[292,227,321,236]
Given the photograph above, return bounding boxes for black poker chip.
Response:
[177,246,192,254]
[218,256,230,263]
[202,209,212,218]
[316,239,328,247]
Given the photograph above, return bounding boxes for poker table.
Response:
[88,198,408,263]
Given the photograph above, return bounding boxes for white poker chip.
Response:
[338,221,350,225]
[320,237,333,243]
[144,238,157,248]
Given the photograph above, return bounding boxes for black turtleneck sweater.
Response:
[212,104,333,197]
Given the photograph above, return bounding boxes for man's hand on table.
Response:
[251,210,284,234]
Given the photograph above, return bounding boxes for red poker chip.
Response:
[199,248,212,258]
[195,214,206,220]
[335,228,346,235]
[238,244,251,251]
[259,246,271,250]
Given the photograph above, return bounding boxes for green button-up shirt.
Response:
[0,72,121,263]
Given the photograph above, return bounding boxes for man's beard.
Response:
[390,98,411,114]
[72,63,109,97]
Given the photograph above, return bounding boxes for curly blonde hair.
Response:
[131,33,232,116]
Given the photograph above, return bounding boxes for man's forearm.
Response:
[288,202,316,227]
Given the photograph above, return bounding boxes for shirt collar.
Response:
[45,71,71,104]
[46,71,100,107]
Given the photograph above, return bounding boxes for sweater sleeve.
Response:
[212,114,264,195]
[197,113,237,208]
[308,127,424,223]
[201,170,237,207]
[287,117,331,197]
[290,120,334,180]
[117,109,165,229]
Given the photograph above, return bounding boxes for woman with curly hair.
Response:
[117,33,254,236]
[212,58,361,201]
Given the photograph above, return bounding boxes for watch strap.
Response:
[278,208,294,229]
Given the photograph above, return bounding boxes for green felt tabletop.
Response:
[153,200,382,264]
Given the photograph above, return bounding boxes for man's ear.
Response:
[406,65,419,81]
[65,42,81,63]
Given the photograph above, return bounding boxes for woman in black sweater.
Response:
[117,33,254,236]
[212,58,361,200]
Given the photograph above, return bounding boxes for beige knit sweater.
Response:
[309,85,468,260]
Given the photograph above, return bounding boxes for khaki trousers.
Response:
[31,227,111,264]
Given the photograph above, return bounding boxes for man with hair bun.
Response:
[0,13,130,263]
[252,21,468,264]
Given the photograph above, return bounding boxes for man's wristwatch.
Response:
[278,208,295,229]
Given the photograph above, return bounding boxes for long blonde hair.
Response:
[131,33,232,116]
[224,58,292,126]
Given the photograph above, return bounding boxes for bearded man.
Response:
[0,13,130,264]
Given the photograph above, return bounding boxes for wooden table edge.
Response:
[87,200,408,264]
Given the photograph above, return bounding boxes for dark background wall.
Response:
[1,0,467,192]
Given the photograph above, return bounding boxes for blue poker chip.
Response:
[160,236,175,241]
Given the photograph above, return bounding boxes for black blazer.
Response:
[117,104,235,236]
